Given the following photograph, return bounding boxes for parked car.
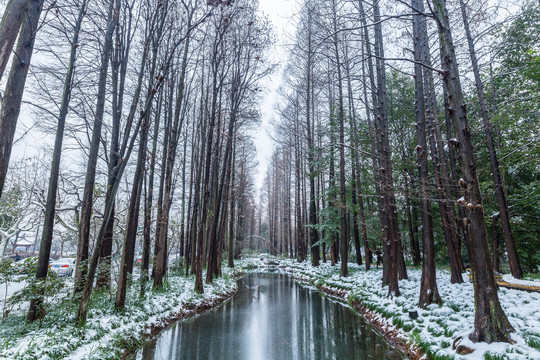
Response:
[49,258,76,277]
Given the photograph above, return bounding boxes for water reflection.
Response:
[138,272,403,360]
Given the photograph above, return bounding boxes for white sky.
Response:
[253,0,300,194]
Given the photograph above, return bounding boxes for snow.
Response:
[502,274,540,287]
[0,269,240,360]
[268,258,540,360]
[1,258,539,359]
[0,277,27,308]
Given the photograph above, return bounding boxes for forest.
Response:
[0,0,538,358]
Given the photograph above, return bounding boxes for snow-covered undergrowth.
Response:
[273,258,540,360]
[2,257,538,360]
[0,267,244,360]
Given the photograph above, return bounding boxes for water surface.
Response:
[138,272,404,360]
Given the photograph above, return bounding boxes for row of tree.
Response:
[263,0,539,343]
[0,0,269,326]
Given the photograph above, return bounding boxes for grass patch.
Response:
[431,354,454,360]
[484,352,507,360]
[427,325,444,337]
[526,335,540,350]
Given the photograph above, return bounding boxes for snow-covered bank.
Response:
[267,258,540,360]
[2,257,538,359]
[0,267,244,360]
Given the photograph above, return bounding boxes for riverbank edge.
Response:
[118,273,244,359]
[120,264,422,360]
[283,268,425,360]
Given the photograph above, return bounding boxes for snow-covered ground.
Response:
[1,257,539,359]
[273,258,540,360]
[0,267,243,360]
[0,277,27,308]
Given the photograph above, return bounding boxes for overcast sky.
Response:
[252,0,300,194]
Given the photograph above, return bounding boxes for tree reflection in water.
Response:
[138,272,404,360]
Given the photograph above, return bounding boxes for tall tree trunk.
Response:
[153,17,192,289]
[117,33,160,300]
[74,0,118,293]
[76,44,167,325]
[206,115,235,282]
[328,112,338,267]
[491,216,501,274]
[412,0,441,307]
[403,171,421,266]
[76,0,177,325]
[431,0,514,343]
[153,78,173,278]
[179,129,188,258]
[459,0,522,279]
[115,126,145,309]
[0,0,29,81]
[227,139,237,268]
[306,8,320,267]
[350,167,362,266]
[189,107,205,275]
[421,19,464,283]
[359,0,387,274]
[294,111,305,262]
[27,0,86,322]
[194,56,220,294]
[442,80,470,265]
[141,87,163,296]
[97,9,133,290]
[184,119,197,276]
[345,60,369,269]
[332,0,348,277]
[0,0,42,201]
[372,0,401,295]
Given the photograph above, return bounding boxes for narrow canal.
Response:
[137,272,404,359]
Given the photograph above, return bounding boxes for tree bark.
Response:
[227,142,236,268]
[305,7,320,267]
[459,0,522,278]
[153,15,192,289]
[294,107,305,262]
[431,0,514,343]
[331,0,348,277]
[194,39,221,294]
[420,18,464,283]
[491,216,502,274]
[115,117,146,309]
[27,0,86,322]
[372,0,401,296]
[140,86,163,296]
[97,3,137,289]
[412,0,441,307]
[403,171,421,266]
[74,0,118,293]
[0,0,29,82]
[344,54,369,269]
[0,0,42,202]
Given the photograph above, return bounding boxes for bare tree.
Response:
[28,0,88,322]
[0,0,43,200]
